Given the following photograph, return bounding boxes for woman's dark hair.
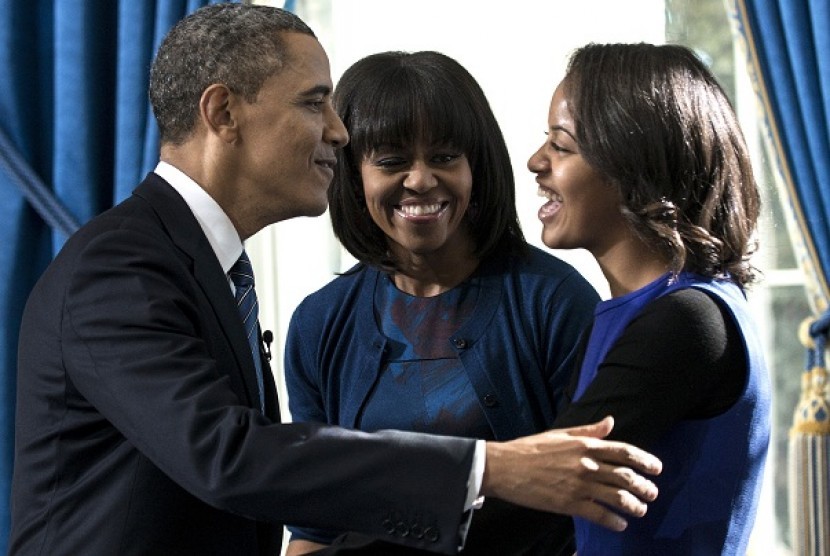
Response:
[563,42,760,286]
[329,50,525,271]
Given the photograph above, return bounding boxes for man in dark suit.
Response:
[9,4,660,555]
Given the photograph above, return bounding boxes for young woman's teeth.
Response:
[537,187,563,203]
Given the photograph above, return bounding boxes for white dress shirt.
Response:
[154,160,243,276]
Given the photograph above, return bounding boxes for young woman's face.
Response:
[527,81,629,257]
[360,142,474,259]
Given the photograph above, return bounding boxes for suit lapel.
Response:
[133,174,267,411]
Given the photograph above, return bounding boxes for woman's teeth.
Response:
[537,186,563,203]
[397,203,443,216]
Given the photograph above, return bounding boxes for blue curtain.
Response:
[0,0,231,550]
[732,1,830,312]
[732,2,830,554]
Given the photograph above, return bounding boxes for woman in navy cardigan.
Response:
[283,50,600,555]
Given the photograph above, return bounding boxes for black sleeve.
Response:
[552,288,746,449]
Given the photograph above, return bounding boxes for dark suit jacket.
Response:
[10,173,475,555]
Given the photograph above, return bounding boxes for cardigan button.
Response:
[483,393,498,407]
[453,338,467,349]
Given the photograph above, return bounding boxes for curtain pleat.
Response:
[53,1,118,251]
[733,0,830,312]
[115,1,159,202]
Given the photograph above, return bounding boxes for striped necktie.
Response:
[229,251,265,413]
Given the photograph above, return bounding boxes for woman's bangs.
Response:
[350,80,475,157]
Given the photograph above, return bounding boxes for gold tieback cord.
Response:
[792,317,830,436]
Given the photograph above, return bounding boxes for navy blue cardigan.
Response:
[284,245,599,549]
[285,244,599,440]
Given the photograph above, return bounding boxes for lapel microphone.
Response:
[262,330,273,361]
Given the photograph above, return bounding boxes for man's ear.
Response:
[199,83,239,143]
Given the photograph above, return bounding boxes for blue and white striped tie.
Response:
[229,251,265,413]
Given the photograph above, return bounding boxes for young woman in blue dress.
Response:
[529,42,771,555]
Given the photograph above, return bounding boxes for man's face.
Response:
[231,33,349,226]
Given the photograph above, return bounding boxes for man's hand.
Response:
[481,416,661,532]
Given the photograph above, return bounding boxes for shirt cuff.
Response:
[458,440,486,549]
[466,439,486,509]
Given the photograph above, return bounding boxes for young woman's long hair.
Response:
[564,42,760,286]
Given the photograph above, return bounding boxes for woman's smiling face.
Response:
[360,142,474,259]
[527,80,628,257]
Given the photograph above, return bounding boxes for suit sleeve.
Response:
[62,225,475,554]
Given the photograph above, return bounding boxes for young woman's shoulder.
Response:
[642,287,733,341]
